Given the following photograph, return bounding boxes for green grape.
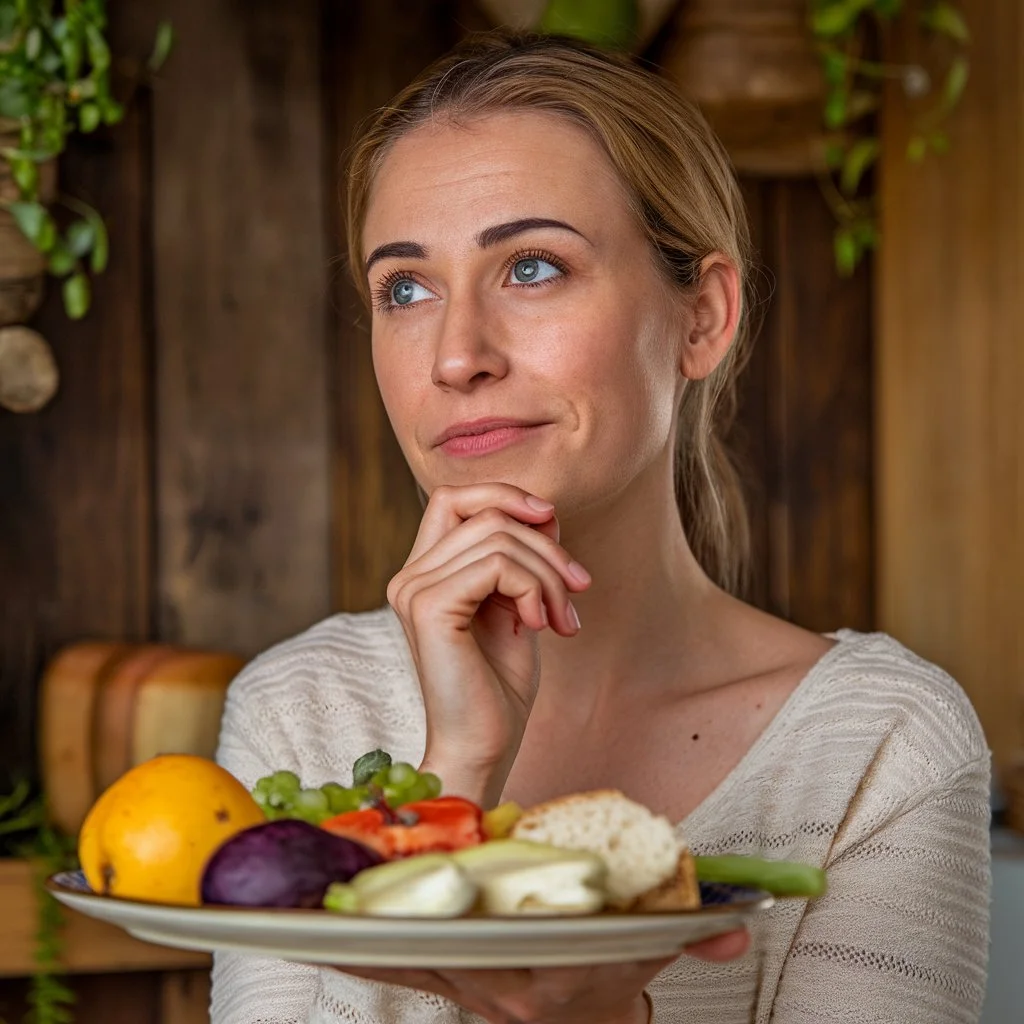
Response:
[420,772,442,799]
[293,788,330,823]
[320,782,351,815]
[397,777,432,805]
[269,770,301,796]
[382,784,403,807]
[353,749,392,786]
[370,768,390,789]
[387,762,417,788]
[349,785,371,808]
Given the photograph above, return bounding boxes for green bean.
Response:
[694,855,827,898]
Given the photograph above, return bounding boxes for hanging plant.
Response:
[0,0,173,320]
[809,0,970,274]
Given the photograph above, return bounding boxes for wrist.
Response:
[417,754,508,809]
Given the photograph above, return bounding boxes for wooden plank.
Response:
[0,4,155,790]
[876,0,1024,771]
[0,859,209,977]
[161,969,211,1024]
[764,180,874,633]
[327,2,483,611]
[152,0,332,652]
[733,180,874,632]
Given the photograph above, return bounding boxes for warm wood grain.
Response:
[152,0,332,652]
[0,859,209,977]
[161,969,211,1024]
[735,180,874,631]
[327,2,477,611]
[0,3,155,791]
[876,0,1024,771]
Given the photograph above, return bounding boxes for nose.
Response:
[430,296,508,392]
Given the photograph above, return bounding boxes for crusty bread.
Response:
[510,789,699,910]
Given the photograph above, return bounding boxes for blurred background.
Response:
[0,0,1020,1021]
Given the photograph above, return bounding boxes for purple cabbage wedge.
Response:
[201,819,382,908]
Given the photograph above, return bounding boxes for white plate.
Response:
[47,871,772,968]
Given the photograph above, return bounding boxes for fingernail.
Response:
[566,601,581,631]
[525,495,554,511]
[567,561,591,586]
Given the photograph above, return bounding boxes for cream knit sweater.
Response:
[210,607,991,1024]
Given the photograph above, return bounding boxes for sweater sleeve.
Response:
[208,676,320,1024]
[769,755,992,1024]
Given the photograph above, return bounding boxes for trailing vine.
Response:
[0,780,79,1024]
[809,0,971,273]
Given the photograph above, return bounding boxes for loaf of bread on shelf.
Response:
[510,788,700,911]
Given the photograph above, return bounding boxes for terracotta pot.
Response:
[660,0,828,175]
[0,123,59,325]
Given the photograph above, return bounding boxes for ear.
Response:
[679,256,741,381]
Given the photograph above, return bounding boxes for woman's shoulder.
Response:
[223,605,417,715]
[794,628,990,769]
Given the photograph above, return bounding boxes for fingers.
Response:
[392,526,585,637]
[683,927,750,962]
[409,483,559,561]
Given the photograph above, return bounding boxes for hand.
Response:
[387,483,591,807]
[331,929,750,1024]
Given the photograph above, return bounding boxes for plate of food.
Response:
[47,751,824,968]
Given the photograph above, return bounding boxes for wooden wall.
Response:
[876,0,1024,772]
[0,1,871,1020]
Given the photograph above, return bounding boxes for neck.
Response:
[538,454,722,701]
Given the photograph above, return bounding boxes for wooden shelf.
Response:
[0,859,210,978]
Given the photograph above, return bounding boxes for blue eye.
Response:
[510,258,561,285]
[390,279,432,306]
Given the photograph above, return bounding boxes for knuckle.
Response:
[430,483,455,508]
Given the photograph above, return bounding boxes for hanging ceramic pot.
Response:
[660,0,828,175]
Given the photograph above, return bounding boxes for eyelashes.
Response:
[371,247,570,315]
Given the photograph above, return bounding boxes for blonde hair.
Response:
[345,30,754,595]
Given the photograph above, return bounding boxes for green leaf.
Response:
[37,214,57,253]
[873,0,903,16]
[538,0,638,50]
[833,226,859,276]
[811,1,866,38]
[89,215,108,273]
[11,157,39,197]
[101,98,124,125]
[148,20,175,72]
[60,34,83,81]
[78,100,100,132]
[824,88,848,129]
[63,271,90,319]
[942,56,969,111]
[822,49,848,86]
[824,141,846,169]
[6,200,48,244]
[852,220,878,250]
[0,79,32,119]
[840,137,880,194]
[66,219,94,257]
[907,135,928,161]
[26,25,42,60]
[85,23,110,71]
[921,2,970,42]
[48,241,76,276]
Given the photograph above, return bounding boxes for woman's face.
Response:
[362,111,688,515]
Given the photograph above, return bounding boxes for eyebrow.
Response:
[364,218,589,277]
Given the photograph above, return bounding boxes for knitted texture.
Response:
[210,608,991,1024]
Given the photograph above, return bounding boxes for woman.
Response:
[211,30,991,1024]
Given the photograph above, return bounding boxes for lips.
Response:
[432,418,544,447]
